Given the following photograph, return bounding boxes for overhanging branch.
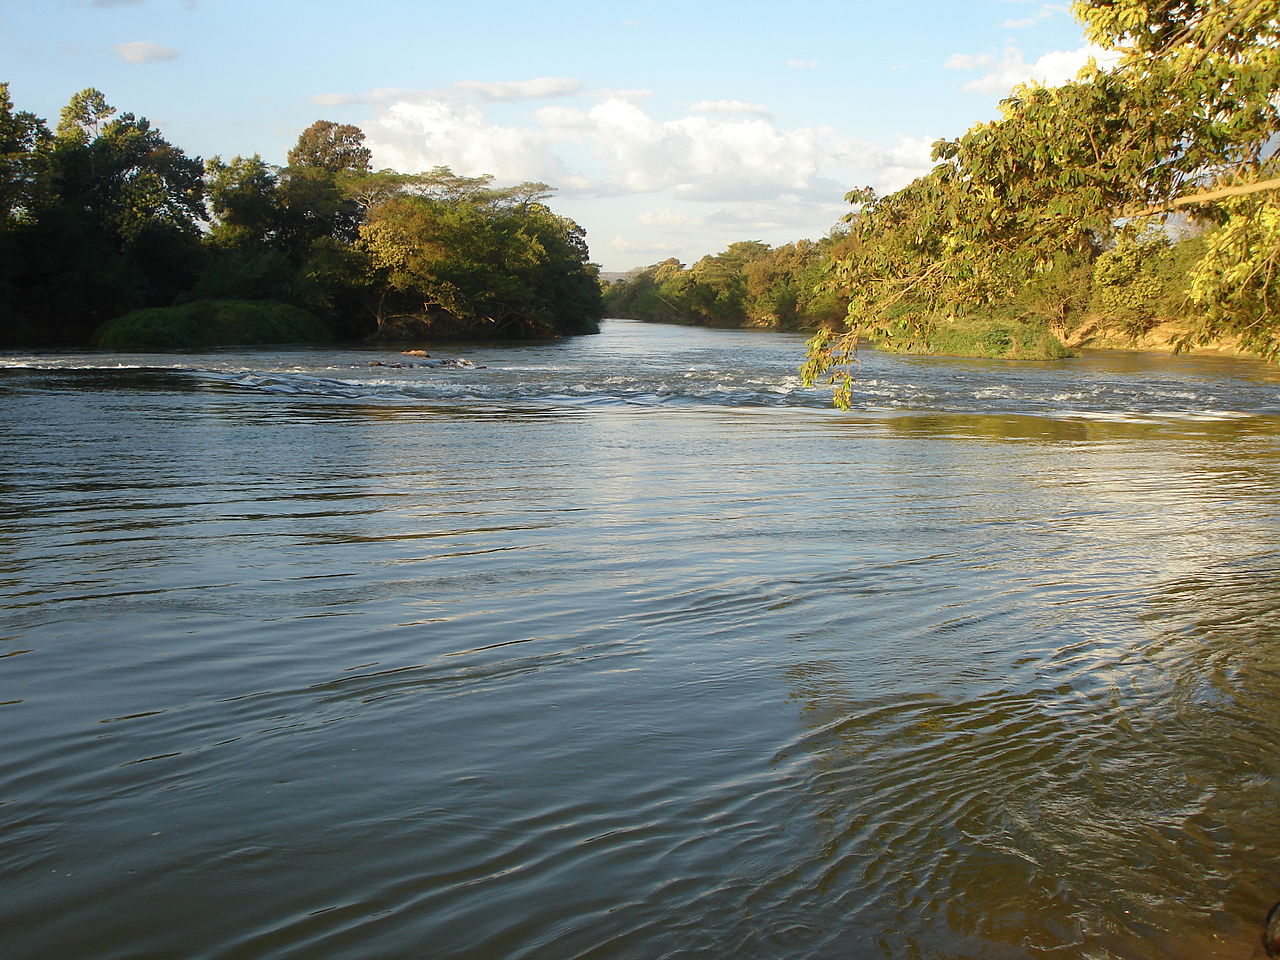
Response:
[1122,176,1280,218]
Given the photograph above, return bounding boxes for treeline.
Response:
[603,237,849,329]
[0,85,603,349]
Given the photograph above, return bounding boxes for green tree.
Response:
[286,120,372,174]
[204,154,279,246]
[0,83,50,338]
[358,168,600,338]
[804,0,1280,403]
[4,88,205,344]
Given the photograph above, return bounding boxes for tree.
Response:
[0,83,51,339]
[204,154,279,246]
[358,168,601,338]
[0,82,49,228]
[803,0,1280,403]
[54,87,113,145]
[4,88,205,343]
[286,120,372,174]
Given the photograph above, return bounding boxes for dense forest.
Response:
[0,86,603,349]
[603,237,853,331]
[606,0,1280,407]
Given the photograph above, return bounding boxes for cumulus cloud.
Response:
[359,90,939,268]
[577,100,831,198]
[365,98,583,188]
[365,92,934,202]
[787,58,820,70]
[689,100,772,117]
[947,44,1120,93]
[112,41,179,63]
[452,77,582,101]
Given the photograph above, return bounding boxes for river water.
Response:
[3,319,1280,960]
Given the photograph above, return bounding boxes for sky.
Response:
[1,0,1116,272]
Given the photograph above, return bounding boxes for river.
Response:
[3,319,1280,959]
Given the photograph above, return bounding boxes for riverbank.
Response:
[805,312,1267,364]
[1062,316,1256,359]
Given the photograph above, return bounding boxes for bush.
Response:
[916,316,1073,360]
[93,299,333,349]
[1090,230,1176,335]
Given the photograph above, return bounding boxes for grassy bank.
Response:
[94,300,333,350]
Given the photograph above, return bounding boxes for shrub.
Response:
[93,299,333,349]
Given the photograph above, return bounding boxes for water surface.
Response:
[3,320,1280,959]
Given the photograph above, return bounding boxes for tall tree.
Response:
[358,167,601,338]
[286,120,372,174]
[6,88,205,343]
[0,82,49,228]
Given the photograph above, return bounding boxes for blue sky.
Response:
[2,0,1111,271]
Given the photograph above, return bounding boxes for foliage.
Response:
[1,87,205,344]
[1186,193,1280,359]
[604,235,849,329]
[1090,228,1176,334]
[0,81,48,229]
[0,90,604,346]
[800,0,1280,405]
[93,299,332,349]
[286,120,372,174]
[358,169,601,338]
[204,154,279,247]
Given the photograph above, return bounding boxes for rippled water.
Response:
[3,320,1280,959]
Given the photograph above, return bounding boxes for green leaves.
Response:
[804,0,1280,399]
[356,171,601,338]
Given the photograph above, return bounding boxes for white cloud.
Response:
[365,92,934,202]
[452,77,582,101]
[610,235,678,255]
[945,52,996,71]
[596,88,653,102]
[575,99,834,199]
[833,135,937,193]
[360,90,939,269]
[787,58,820,70]
[639,208,706,228]
[112,40,179,63]
[366,98,581,187]
[689,100,772,117]
[947,44,1121,94]
[1001,3,1065,28]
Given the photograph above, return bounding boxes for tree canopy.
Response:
[0,92,603,347]
[604,235,850,330]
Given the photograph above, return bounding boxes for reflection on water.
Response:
[1,321,1279,959]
